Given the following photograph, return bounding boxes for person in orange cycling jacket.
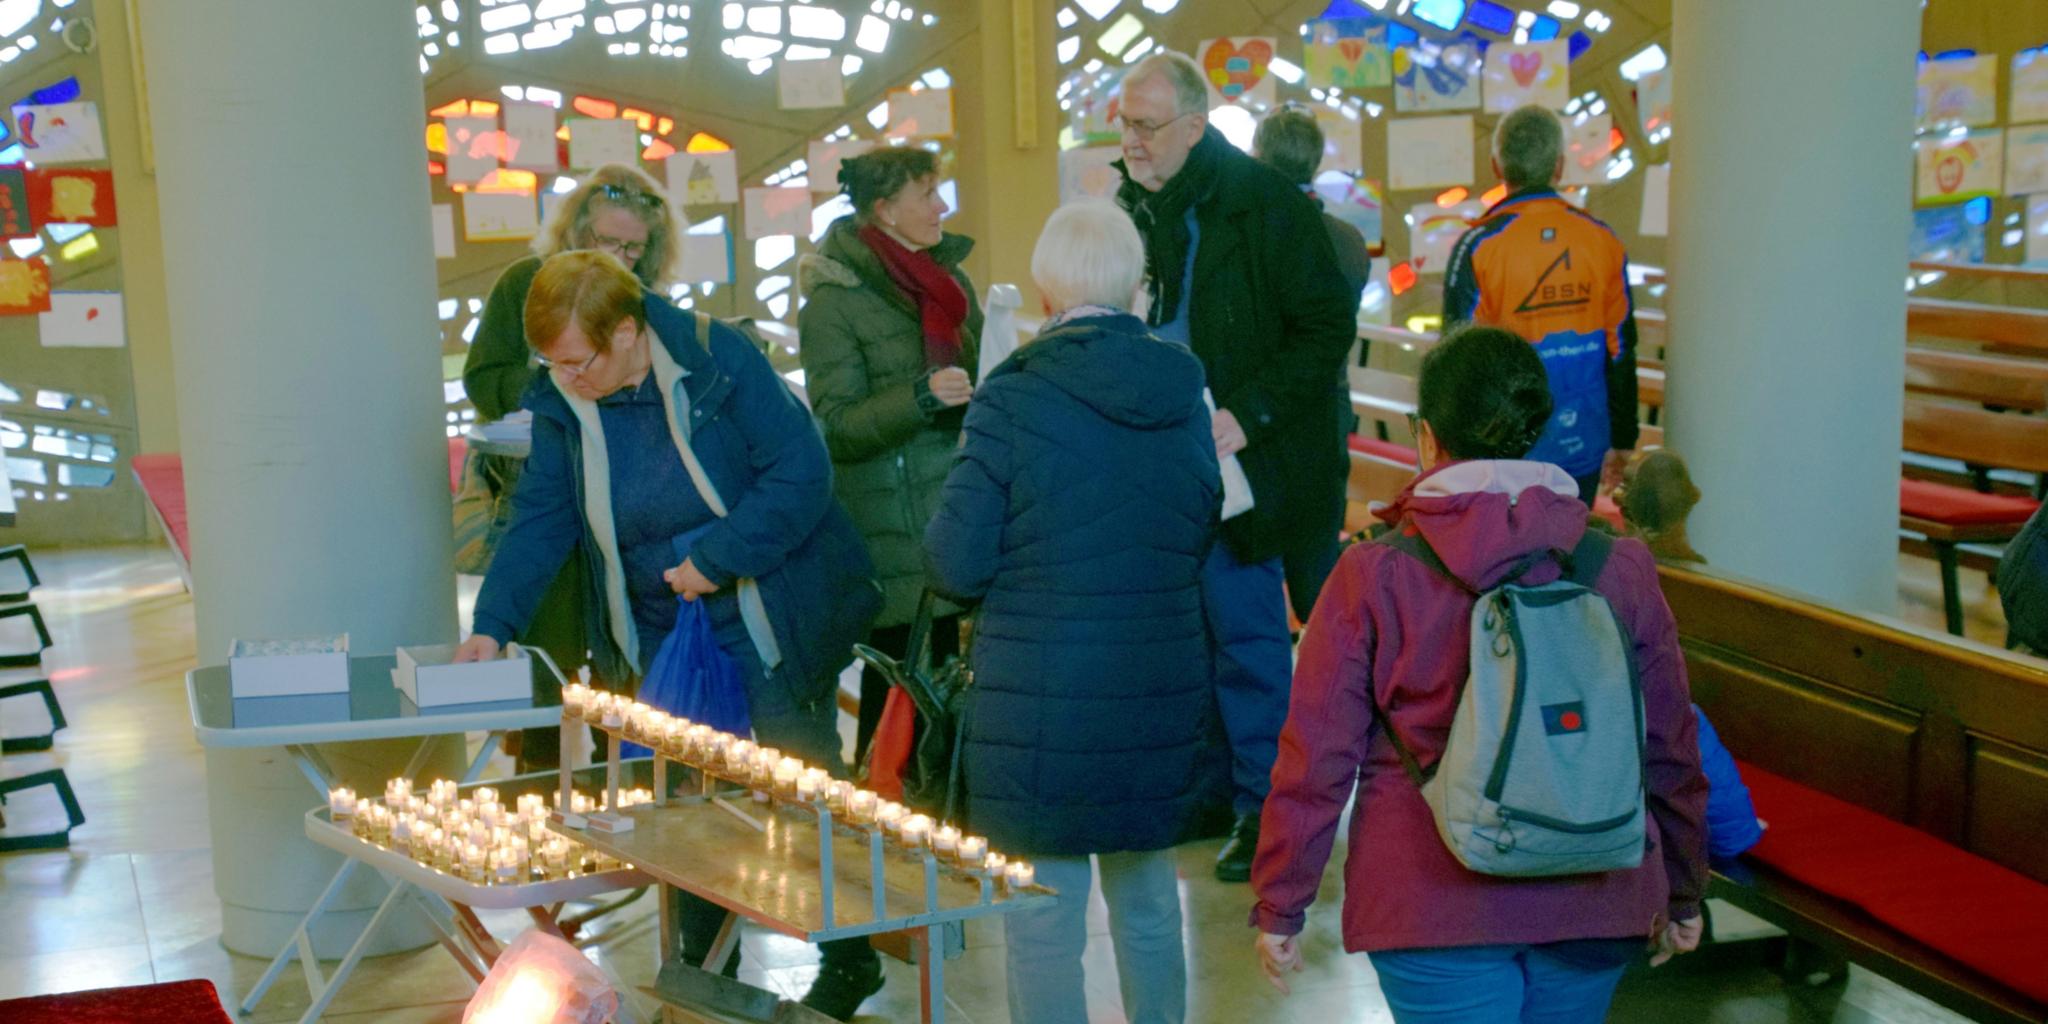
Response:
[1443,104,1640,503]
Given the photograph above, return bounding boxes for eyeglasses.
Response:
[597,183,664,207]
[536,349,601,377]
[590,233,647,260]
[1115,112,1190,141]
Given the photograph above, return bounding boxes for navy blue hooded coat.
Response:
[924,311,1222,856]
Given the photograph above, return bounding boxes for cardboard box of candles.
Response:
[557,681,1041,894]
[229,634,350,698]
[393,642,530,707]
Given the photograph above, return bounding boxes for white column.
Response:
[1666,0,1919,613]
[142,0,459,955]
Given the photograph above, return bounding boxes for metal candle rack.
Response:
[545,694,1054,1024]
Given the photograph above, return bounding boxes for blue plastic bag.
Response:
[621,532,752,758]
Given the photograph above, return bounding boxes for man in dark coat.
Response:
[1114,51,1360,882]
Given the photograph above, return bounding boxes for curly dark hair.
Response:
[1417,325,1553,460]
[838,147,940,221]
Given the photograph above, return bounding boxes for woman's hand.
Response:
[928,367,973,408]
[665,558,721,600]
[453,634,501,663]
[1648,915,1703,967]
[1255,932,1304,994]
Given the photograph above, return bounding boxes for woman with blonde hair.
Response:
[455,163,679,768]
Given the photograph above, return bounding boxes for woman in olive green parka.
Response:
[797,148,982,761]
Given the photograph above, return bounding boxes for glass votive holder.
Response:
[957,835,987,867]
[932,825,960,858]
[1004,861,1035,891]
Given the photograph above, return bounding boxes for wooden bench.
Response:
[1661,562,2048,1024]
[1899,398,2048,633]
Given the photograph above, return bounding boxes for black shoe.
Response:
[799,953,885,1020]
[1214,812,1260,883]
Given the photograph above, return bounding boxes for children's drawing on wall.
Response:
[1305,18,1392,90]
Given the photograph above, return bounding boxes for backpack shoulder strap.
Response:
[1373,525,1473,594]
[1566,529,1616,588]
[692,310,714,352]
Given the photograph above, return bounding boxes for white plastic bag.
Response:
[1203,389,1255,521]
[978,283,1024,384]
[464,930,619,1024]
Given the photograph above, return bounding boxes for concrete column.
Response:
[1666,0,1919,613]
[141,0,460,955]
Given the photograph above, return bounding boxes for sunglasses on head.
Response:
[597,183,664,207]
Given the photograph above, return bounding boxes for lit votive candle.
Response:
[493,852,519,887]
[562,682,588,716]
[772,757,803,795]
[848,789,878,824]
[463,843,486,880]
[475,786,498,806]
[328,787,356,820]
[600,698,624,730]
[983,852,1006,878]
[389,815,412,853]
[957,835,987,867]
[797,768,828,803]
[877,801,906,836]
[932,825,960,858]
[458,798,477,819]
[480,803,505,829]
[901,814,933,849]
[725,739,756,774]
[825,780,853,814]
[1005,861,1035,891]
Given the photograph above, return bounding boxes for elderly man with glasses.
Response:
[1113,50,1360,884]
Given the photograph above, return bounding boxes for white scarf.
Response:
[551,338,783,673]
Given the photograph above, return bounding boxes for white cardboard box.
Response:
[394,643,530,707]
[229,635,350,698]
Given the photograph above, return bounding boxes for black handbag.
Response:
[853,591,973,825]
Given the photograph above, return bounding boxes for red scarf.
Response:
[860,223,968,369]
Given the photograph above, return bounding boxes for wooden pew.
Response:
[1904,349,2048,413]
[1661,562,2048,1024]
[1908,298,2048,355]
[1899,398,2048,633]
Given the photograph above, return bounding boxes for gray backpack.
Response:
[1373,528,1647,877]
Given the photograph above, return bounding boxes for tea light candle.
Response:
[328,787,356,820]
[390,815,413,852]
[932,824,960,857]
[983,852,1007,878]
[493,853,518,887]
[797,768,828,802]
[474,787,498,806]
[543,839,568,874]
[458,798,477,819]
[725,739,756,774]
[562,682,588,716]
[1005,861,1035,890]
[600,698,623,730]
[480,803,504,829]
[463,843,486,878]
[848,789,878,824]
[772,757,803,794]
[901,814,933,849]
[825,780,853,814]
[957,835,987,866]
[877,801,906,835]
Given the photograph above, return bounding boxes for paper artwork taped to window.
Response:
[1394,43,1481,113]
[1197,37,1277,108]
[0,256,51,314]
[27,168,115,227]
[9,101,103,163]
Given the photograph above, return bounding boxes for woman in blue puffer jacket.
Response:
[925,199,1221,1024]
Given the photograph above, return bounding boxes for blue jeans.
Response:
[1003,849,1186,1024]
[1201,544,1293,817]
[1369,940,1637,1024]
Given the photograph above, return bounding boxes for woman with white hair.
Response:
[924,199,1221,1024]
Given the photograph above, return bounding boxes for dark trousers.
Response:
[852,615,962,768]
[1280,505,1346,624]
[1574,471,1601,506]
[675,693,877,972]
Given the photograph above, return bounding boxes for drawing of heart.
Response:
[1339,39,1364,64]
[1204,38,1273,101]
[1510,51,1544,87]
[86,307,99,321]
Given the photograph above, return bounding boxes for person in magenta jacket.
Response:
[1247,326,1709,1022]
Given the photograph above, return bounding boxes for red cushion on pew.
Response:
[448,436,467,494]
[129,453,190,564]
[0,979,234,1023]
[1348,434,1416,464]
[1737,760,2048,1003]
[1899,478,2040,526]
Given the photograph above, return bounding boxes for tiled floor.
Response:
[0,546,2010,1021]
